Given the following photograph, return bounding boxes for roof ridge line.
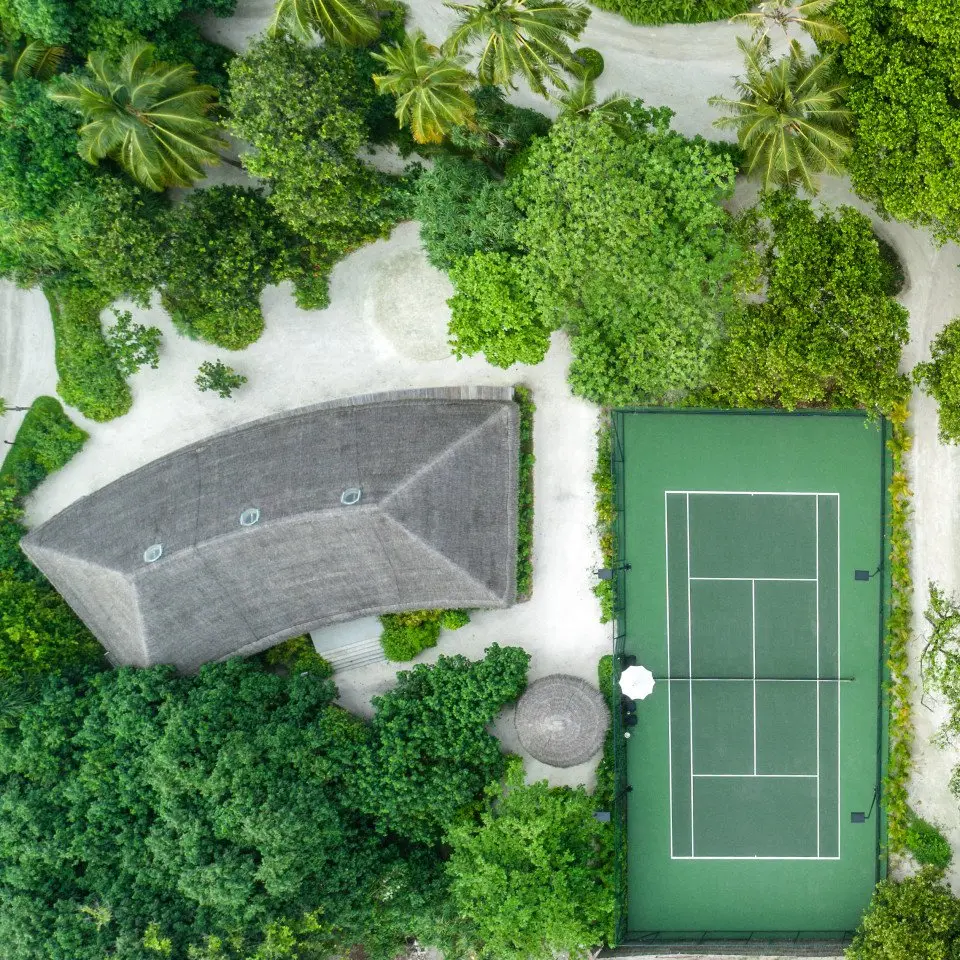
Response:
[380,404,511,506]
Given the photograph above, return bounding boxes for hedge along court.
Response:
[613,411,888,941]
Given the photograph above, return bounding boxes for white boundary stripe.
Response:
[664,491,674,858]
[686,492,695,857]
[661,678,849,683]
[752,579,757,775]
[666,490,840,497]
[816,496,821,858]
[663,489,843,862]
[693,774,817,779]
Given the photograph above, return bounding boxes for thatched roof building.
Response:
[22,387,519,671]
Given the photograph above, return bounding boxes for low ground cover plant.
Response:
[0,396,86,494]
[45,285,132,421]
[905,809,952,870]
[378,608,470,661]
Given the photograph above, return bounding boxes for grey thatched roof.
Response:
[514,674,610,767]
[23,387,519,672]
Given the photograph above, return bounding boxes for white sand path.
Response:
[1,1,959,832]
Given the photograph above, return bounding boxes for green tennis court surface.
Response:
[613,412,887,940]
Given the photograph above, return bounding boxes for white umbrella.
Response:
[619,664,655,700]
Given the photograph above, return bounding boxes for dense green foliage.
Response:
[270,0,382,47]
[447,763,613,960]
[832,0,960,242]
[448,252,550,368]
[414,155,520,269]
[357,644,529,843]
[162,187,321,348]
[586,0,748,26]
[0,397,100,676]
[512,104,741,405]
[0,395,86,494]
[195,359,246,398]
[592,426,616,622]
[378,608,470,661]
[905,810,953,871]
[259,635,334,678]
[914,320,960,444]
[595,654,614,809]
[0,647,531,959]
[709,193,909,412]
[45,285,132,421]
[847,870,960,960]
[228,35,401,277]
[515,384,534,598]
[104,309,161,377]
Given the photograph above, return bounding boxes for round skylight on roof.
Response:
[239,507,260,526]
[143,543,163,563]
[341,488,362,505]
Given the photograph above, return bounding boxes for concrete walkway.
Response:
[0,0,959,834]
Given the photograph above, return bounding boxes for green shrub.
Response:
[595,655,614,810]
[379,608,471,662]
[260,634,334,678]
[847,869,960,960]
[905,810,953,870]
[876,235,906,297]
[914,319,960,444]
[0,396,87,497]
[45,285,132,421]
[414,155,521,271]
[449,252,553,369]
[593,427,616,623]
[515,385,535,598]
[571,46,604,80]
[586,0,747,26]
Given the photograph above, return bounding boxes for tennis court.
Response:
[612,412,887,942]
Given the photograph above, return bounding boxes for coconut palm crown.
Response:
[443,0,590,97]
[0,39,65,109]
[268,0,382,47]
[50,43,226,192]
[556,76,631,136]
[373,32,476,144]
[709,36,851,194]
[731,0,847,44]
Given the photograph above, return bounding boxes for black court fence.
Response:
[610,412,629,946]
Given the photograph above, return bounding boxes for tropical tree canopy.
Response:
[444,0,590,96]
[373,31,476,144]
[730,0,847,43]
[268,0,382,47]
[709,36,851,194]
[0,39,64,108]
[50,42,226,191]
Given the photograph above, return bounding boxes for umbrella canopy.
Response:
[620,664,655,700]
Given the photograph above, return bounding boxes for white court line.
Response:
[752,579,757,775]
[666,490,840,497]
[664,491,674,858]
[693,774,817,778]
[686,492,694,857]
[690,577,817,582]
[662,678,847,683]
[816,496,821,858]
[672,856,839,862]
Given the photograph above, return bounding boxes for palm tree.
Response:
[50,43,227,192]
[709,36,851,194]
[268,0,382,47]
[556,76,630,135]
[373,32,476,144]
[731,0,847,44]
[443,0,590,97]
[0,39,65,108]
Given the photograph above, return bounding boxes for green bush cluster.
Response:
[0,396,86,495]
[515,385,535,598]
[595,655,614,810]
[259,634,334,679]
[379,608,471,662]
[45,286,132,421]
[587,0,748,25]
[914,319,960,444]
[592,427,616,623]
[0,648,529,960]
[905,810,953,870]
[0,397,101,677]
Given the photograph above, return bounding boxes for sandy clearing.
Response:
[0,0,959,825]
